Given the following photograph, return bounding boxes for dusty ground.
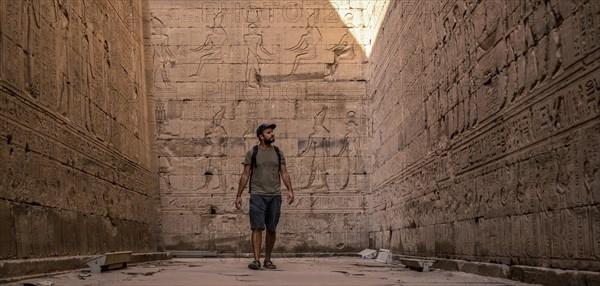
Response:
[8,258,542,286]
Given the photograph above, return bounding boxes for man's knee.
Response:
[252,228,265,233]
[266,229,276,235]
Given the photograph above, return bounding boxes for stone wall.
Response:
[0,0,161,266]
[369,0,600,271]
[147,0,379,253]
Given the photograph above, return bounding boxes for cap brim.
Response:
[267,124,276,130]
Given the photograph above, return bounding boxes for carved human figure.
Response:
[189,11,228,77]
[336,111,361,189]
[325,31,355,81]
[584,160,599,204]
[81,2,94,135]
[299,106,330,191]
[243,118,259,151]
[533,173,544,212]
[151,16,176,88]
[555,148,571,208]
[200,158,222,191]
[22,0,42,97]
[55,0,71,117]
[243,23,272,88]
[286,13,322,77]
[204,106,227,156]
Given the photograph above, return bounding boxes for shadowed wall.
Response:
[0,0,162,276]
[368,0,600,272]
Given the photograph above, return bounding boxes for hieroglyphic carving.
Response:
[22,0,42,98]
[201,158,224,191]
[299,106,330,191]
[189,11,228,77]
[243,23,273,88]
[335,111,362,190]
[151,16,176,88]
[55,0,71,118]
[324,31,355,81]
[554,146,573,209]
[592,206,600,258]
[203,106,227,157]
[286,12,322,77]
[584,158,600,205]
[561,1,600,69]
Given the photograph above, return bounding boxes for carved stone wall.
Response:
[147,0,376,252]
[369,0,600,271]
[0,0,161,262]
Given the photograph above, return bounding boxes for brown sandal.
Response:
[263,260,277,269]
[248,260,261,270]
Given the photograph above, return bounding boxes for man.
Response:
[235,123,294,270]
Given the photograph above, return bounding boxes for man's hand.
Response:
[287,191,295,205]
[235,195,242,210]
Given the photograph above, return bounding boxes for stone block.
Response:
[400,257,434,272]
[375,249,392,264]
[357,248,377,259]
[85,251,132,273]
[508,265,591,286]
[0,200,17,259]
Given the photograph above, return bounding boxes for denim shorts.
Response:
[249,194,282,231]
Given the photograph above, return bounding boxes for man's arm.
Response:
[280,164,294,205]
[235,164,252,209]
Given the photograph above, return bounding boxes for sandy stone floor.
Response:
[9,258,542,286]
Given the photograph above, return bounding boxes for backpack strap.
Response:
[249,145,259,194]
[273,146,282,166]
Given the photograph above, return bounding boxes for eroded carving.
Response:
[203,106,227,157]
[336,111,362,190]
[151,16,176,89]
[189,11,228,77]
[55,0,71,118]
[325,31,356,81]
[286,12,322,77]
[299,106,330,191]
[243,23,272,89]
[22,0,42,98]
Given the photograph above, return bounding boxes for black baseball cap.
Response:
[256,123,276,137]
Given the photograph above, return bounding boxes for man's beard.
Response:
[266,137,275,143]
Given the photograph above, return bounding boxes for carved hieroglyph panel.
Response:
[148,0,376,252]
[368,0,600,271]
[0,0,159,261]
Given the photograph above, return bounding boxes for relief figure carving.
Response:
[243,23,273,89]
[23,0,42,98]
[324,31,355,81]
[203,106,227,157]
[555,147,572,208]
[189,11,228,77]
[299,106,330,191]
[584,159,600,204]
[55,0,71,117]
[200,158,223,191]
[151,16,176,88]
[336,111,362,190]
[286,12,322,77]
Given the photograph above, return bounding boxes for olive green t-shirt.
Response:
[243,146,286,195]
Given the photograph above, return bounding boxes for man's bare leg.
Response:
[252,229,263,262]
[265,230,276,262]
[263,229,277,269]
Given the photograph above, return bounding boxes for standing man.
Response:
[235,123,294,270]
